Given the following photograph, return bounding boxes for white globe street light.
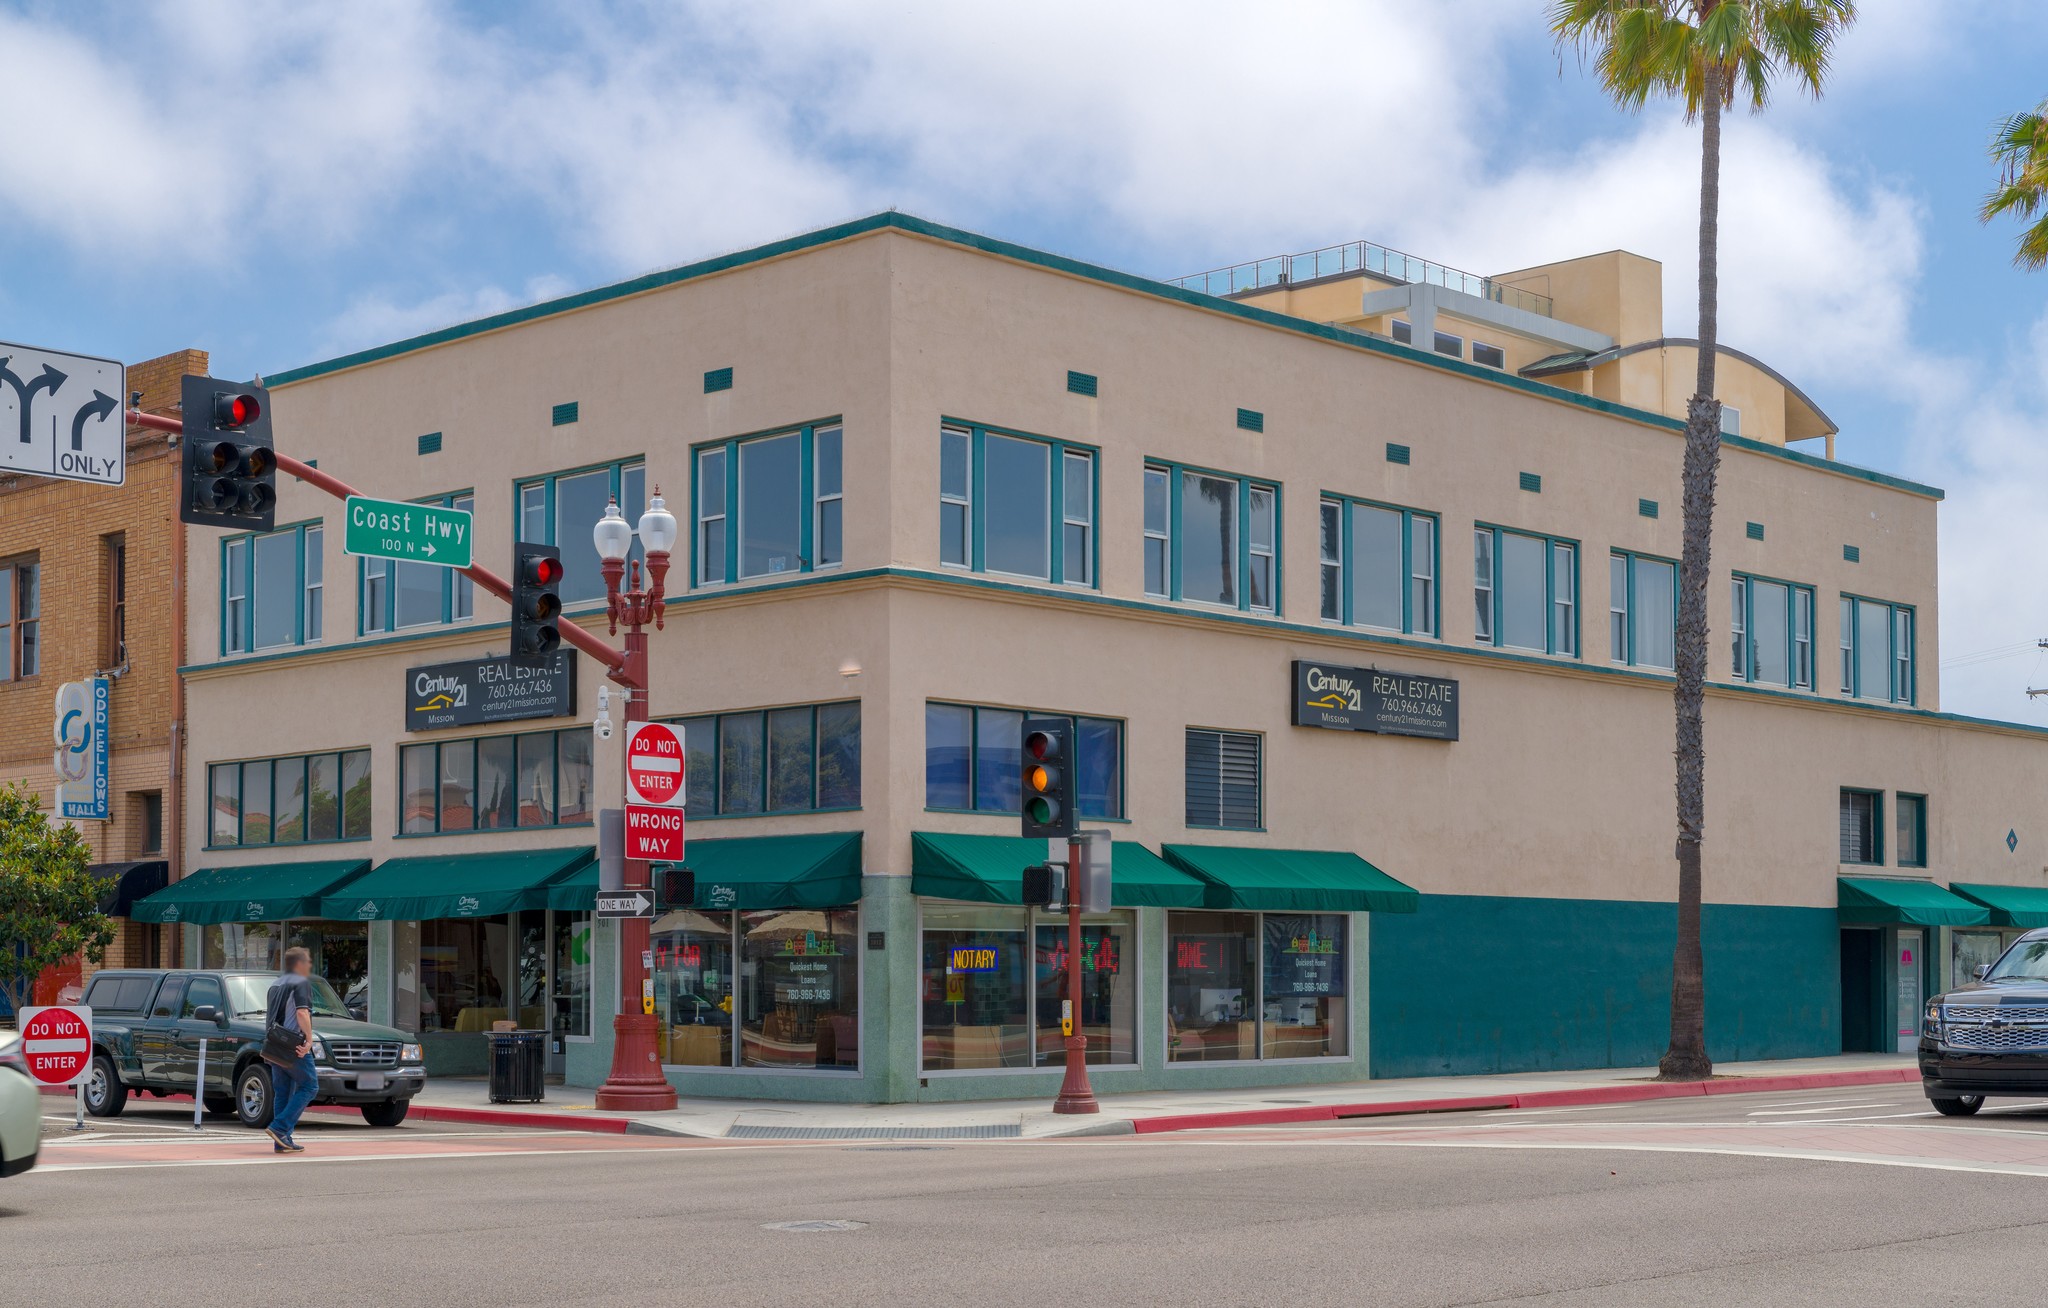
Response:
[592,498,634,563]
[637,491,678,556]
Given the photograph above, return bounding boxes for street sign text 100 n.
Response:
[343,495,473,567]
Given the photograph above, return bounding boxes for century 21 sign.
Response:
[1291,659,1459,742]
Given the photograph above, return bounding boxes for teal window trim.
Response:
[941,420,1100,591]
[357,490,475,636]
[1897,791,1929,869]
[1839,593,1917,706]
[218,519,323,657]
[395,728,592,837]
[1145,458,1283,616]
[1731,571,1816,690]
[204,748,371,850]
[1473,522,1579,658]
[659,700,862,817]
[688,419,844,588]
[925,700,1125,821]
[1320,492,1439,637]
[1607,547,1677,670]
[1841,786,1885,865]
[512,456,647,588]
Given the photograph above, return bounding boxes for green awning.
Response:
[320,846,594,921]
[1838,877,1991,927]
[131,859,371,925]
[1162,844,1419,913]
[910,832,1215,908]
[1950,883,2048,928]
[547,832,863,912]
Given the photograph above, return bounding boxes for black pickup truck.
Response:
[80,969,425,1128]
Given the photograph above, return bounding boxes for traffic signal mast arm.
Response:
[127,407,634,684]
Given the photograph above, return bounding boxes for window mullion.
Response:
[1048,441,1064,586]
[1237,480,1251,612]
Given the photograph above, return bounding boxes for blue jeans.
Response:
[270,1051,317,1138]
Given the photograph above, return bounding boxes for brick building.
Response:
[0,348,203,993]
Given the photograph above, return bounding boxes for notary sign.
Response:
[405,654,576,731]
[1290,659,1459,742]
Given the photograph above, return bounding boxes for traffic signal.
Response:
[1022,863,1066,910]
[657,864,695,910]
[1020,716,1075,838]
[179,375,276,530]
[511,542,563,661]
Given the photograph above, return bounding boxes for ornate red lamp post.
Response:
[592,491,681,1111]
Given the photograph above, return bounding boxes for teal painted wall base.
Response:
[1368,894,1840,1078]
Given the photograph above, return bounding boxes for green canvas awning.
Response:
[1162,845,1419,913]
[131,859,371,925]
[321,846,594,921]
[910,832,1214,908]
[547,832,863,912]
[1838,876,1991,927]
[1950,883,2048,928]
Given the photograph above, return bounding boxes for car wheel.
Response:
[82,1053,127,1117]
[235,1062,275,1130]
[1931,1095,1985,1117]
[202,1096,237,1118]
[361,1100,410,1128]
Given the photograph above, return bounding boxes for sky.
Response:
[1,0,2044,718]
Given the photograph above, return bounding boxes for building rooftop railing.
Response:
[1169,239,1554,317]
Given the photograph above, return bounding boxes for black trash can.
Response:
[487,1029,547,1104]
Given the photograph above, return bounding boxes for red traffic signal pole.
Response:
[1053,835,1099,1114]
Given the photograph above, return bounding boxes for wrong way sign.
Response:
[0,341,126,486]
[19,1005,93,1086]
[625,803,685,861]
[626,722,685,807]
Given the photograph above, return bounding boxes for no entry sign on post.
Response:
[626,722,685,807]
[19,1005,92,1086]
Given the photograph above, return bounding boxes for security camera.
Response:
[595,715,614,741]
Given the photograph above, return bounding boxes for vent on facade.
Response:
[1844,544,1861,563]
[704,367,733,393]
[417,432,442,455]
[1746,521,1764,541]
[1638,499,1658,519]
[1067,370,1098,397]
[551,402,578,426]
[1236,408,1264,433]
[1519,472,1542,494]
[1386,443,1411,466]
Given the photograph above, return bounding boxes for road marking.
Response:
[1747,1102,1895,1116]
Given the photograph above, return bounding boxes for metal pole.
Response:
[192,1037,207,1131]
[1052,835,1099,1114]
[72,1080,86,1132]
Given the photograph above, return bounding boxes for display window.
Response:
[1168,911,1349,1060]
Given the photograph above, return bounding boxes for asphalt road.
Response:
[9,1085,2048,1307]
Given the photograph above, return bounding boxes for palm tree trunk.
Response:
[1661,62,1723,1082]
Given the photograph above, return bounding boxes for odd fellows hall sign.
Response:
[1290,660,1459,742]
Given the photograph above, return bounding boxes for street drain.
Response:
[763,1220,868,1233]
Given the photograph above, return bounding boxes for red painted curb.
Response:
[1129,1066,1923,1134]
[37,1086,636,1136]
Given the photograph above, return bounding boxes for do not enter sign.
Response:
[626,722,686,808]
[19,1005,93,1086]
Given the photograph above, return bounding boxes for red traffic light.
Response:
[1025,729,1060,761]
[213,391,261,428]
[527,556,563,586]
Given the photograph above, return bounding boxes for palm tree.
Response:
[1550,0,1856,1081]
[1982,98,2048,270]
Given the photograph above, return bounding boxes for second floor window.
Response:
[694,422,843,586]
[0,557,39,680]
[1474,526,1575,656]
[518,459,644,608]
[1840,596,1915,704]
[1144,463,1278,613]
[363,493,474,633]
[1608,550,1676,670]
[106,537,126,666]
[400,728,593,834]
[925,702,1122,819]
[1732,575,1815,689]
[669,700,861,816]
[1186,728,1261,830]
[1840,788,1882,864]
[1319,496,1437,635]
[940,425,1095,586]
[223,523,322,655]
[209,749,370,847]
[1897,793,1928,868]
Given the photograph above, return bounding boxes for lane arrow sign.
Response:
[70,389,117,451]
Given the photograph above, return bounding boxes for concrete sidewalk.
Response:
[366,1052,1919,1140]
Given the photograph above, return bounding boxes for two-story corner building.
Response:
[153,213,2048,1102]
[0,349,204,1007]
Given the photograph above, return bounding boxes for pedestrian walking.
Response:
[263,947,318,1153]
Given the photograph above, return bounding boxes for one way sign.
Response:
[0,340,126,486]
[596,891,654,919]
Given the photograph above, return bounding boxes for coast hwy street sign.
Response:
[344,495,473,567]
[0,341,126,486]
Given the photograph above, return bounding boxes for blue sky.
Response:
[2,0,2044,715]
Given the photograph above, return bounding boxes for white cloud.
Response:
[316,275,577,359]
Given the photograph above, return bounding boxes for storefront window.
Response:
[552,913,592,1040]
[412,918,514,1033]
[1261,914,1348,1058]
[1034,915,1136,1066]
[1167,911,1348,1061]
[202,923,280,971]
[288,921,369,1018]
[921,906,1029,1069]
[740,909,859,1069]
[1952,930,2020,991]
[652,910,735,1066]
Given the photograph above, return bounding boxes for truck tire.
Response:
[361,1100,410,1128]
[203,1096,237,1118]
[1931,1095,1984,1117]
[83,1052,127,1117]
[235,1061,275,1130]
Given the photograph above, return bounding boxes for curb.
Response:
[1125,1067,1922,1134]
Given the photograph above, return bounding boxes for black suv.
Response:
[1920,930,2048,1115]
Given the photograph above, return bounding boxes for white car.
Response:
[0,1029,41,1177]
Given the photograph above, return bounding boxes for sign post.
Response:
[343,495,474,567]
[20,1005,93,1131]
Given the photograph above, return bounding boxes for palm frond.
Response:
[1981,103,2048,271]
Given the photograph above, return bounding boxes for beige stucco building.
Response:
[154,214,2048,1101]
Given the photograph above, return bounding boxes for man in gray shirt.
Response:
[265,947,317,1153]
